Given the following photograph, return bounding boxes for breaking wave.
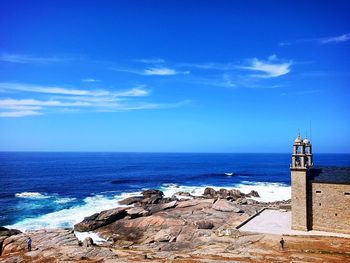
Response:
[160,182,291,202]
[15,192,50,199]
[6,191,140,232]
[8,181,290,232]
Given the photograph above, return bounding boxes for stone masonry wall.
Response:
[291,170,308,231]
[310,182,350,234]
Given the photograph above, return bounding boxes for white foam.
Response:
[74,231,107,244]
[160,182,291,202]
[15,192,50,199]
[53,197,77,204]
[8,182,290,232]
[7,191,140,232]
[235,182,291,202]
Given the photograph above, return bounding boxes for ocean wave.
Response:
[160,181,291,202]
[15,192,50,199]
[8,181,290,232]
[7,191,141,232]
[53,197,77,204]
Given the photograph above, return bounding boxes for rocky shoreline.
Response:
[1,188,349,263]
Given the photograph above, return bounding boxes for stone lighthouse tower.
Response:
[290,135,313,231]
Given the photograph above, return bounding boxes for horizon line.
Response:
[0,151,349,154]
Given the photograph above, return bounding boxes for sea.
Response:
[1,152,350,232]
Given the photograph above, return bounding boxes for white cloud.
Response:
[0,98,90,108]
[111,67,189,76]
[177,62,235,71]
[0,110,43,117]
[222,74,236,87]
[144,68,190,76]
[81,78,99,83]
[0,82,110,96]
[115,87,149,97]
[280,33,350,46]
[240,58,292,78]
[320,33,350,44]
[0,54,74,64]
[0,82,150,97]
[133,58,165,64]
[0,82,186,117]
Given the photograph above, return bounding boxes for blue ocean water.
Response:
[0,152,349,230]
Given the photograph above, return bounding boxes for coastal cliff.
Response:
[1,188,349,263]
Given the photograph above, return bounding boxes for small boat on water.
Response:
[224,172,234,176]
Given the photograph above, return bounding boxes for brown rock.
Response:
[174,191,191,197]
[195,220,215,229]
[141,189,164,198]
[212,199,243,213]
[247,190,260,197]
[118,196,143,205]
[203,187,217,197]
[74,207,127,231]
[176,199,199,208]
[126,207,149,218]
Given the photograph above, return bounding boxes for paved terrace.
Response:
[238,209,350,238]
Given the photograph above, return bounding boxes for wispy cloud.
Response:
[319,33,350,44]
[177,62,236,71]
[280,33,350,46]
[81,78,99,83]
[144,67,190,76]
[0,53,75,64]
[0,82,110,96]
[240,57,292,78]
[0,82,150,97]
[132,58,165,64]
[111,67,190,76]
[174,55,292,89]
[0,82,187,117]
[0,110,43,117]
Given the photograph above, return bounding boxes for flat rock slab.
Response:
[212,199,243,212]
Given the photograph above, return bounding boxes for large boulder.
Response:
[74,207,127,232]
[118,196,143,206]
[212,199,243,213]
[228,189,245,198]
[0,227,22,256]
[0,227,22,238]
[203,187,217,198]
[141,189,164,198]
[138,189,165,206]
[247,190,260,198]
[126,207,149,218]
[147,200,178,214]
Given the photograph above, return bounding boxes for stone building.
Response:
[290,135,350,234]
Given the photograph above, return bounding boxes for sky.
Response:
[0,0,349,153]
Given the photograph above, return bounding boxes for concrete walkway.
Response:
[238,209,350,238]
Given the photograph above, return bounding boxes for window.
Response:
[316,191,321,194]
[345,192,350,196]
[319,203,321,206]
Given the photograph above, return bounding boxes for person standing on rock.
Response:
[27,237,32,251]
[280,237,285,249]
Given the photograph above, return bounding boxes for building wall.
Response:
[310,182,350,234]
[291,169,308,231]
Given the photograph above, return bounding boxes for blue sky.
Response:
[0,0,349,153]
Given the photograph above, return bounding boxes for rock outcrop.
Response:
[2,188,348,263]
[74,207,127,232]
[203,187,247,200]
[212,199,243,213]
[0,227,22,256]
